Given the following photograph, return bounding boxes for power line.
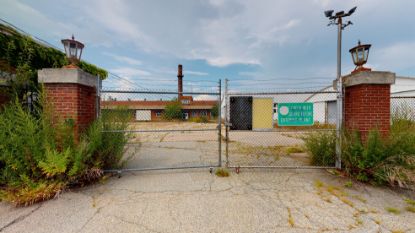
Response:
[0,17,156,90]
[0,18,62,51]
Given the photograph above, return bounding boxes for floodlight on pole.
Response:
[324,6,357,169]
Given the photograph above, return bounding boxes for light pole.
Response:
[324,6,357,169]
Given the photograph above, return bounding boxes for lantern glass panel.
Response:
[352,52,357,64]
[357,49,365,63]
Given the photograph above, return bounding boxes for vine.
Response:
[0,23,108,79]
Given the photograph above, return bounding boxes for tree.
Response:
[211,103,219,118]
[163,101,182,120]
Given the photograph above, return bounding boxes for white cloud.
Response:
[110,67,151,77]
[3,0,415,77]
[372,41,415,71]
[186,70,209,76]
[103,52,142,66]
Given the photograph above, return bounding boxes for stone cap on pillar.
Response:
[38,68,100,88]
[333,71,396,90]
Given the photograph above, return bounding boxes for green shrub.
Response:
[162,101,182,120]
[303,131,336,166]
[211,103,219,118]
[0,91,129,206]
[99,108,131,169]
[342,125,415,188]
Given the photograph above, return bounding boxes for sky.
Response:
[1,0,415,92]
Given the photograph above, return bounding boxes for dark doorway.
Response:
[230,96,252,130]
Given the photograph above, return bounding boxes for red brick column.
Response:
[342,71,395,140]
[44,83,96,135]
[38,68,98,138]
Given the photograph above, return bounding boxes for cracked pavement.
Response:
[1,169,414,233]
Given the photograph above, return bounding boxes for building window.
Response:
[201,110,207,116]
[156,112,161,117]
[181,99,190,105]
[192,111,197,117]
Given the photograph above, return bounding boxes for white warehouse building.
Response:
[223,76,415,129]
[305,76,415,124]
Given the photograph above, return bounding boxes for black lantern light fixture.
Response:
[349,40,371,73]
[61,35,84,65]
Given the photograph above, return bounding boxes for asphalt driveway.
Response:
[1,169,414,233]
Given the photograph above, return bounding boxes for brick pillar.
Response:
[342,71,395,140]
[38,68,99,138]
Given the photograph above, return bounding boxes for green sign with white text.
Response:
[277,102,314,126]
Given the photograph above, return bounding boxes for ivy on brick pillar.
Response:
[342,71,396,140]
[38,68,99,139]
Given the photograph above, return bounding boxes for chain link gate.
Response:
[99,80,222,173]
[223,80,340,170]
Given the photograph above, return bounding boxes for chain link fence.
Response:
[99,85,222,172]
[223,85,339,169]
[391,96,415,121]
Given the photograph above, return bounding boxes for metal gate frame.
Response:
[223,79,341,170]
[99,80,222,174]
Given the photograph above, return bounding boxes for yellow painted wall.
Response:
[252,98,273,129]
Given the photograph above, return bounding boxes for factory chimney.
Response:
[177,64,183,100]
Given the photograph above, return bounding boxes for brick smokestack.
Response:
[177,64,183,99]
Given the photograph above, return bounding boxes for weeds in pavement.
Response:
[404,198,415,206]
[405,206,415,213]
[287,208,294,227]
[344,181,353,188]
[385,207,401,215]
[215,168,230,177]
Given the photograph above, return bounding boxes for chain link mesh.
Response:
[100,88,221,170]
[224,90,339,168]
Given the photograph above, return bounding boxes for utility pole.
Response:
[324,6,357,169]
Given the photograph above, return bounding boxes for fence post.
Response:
[335,81,343,169]
[224,79,229,168]
[217,79,222,167]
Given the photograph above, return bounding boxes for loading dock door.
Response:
[136,110,151,121]
[230,96,252,130]
[252,98,273,130]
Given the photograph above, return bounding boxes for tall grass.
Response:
[0,91,130,206]
[304,103,415,189]
[303,130,336,166]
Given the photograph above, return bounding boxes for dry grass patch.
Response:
[405,206,415,213]
[404,198,415,206]
[351,195,367,203]
[385,207,401,215]
[234,143,284,160]
[285,145,305,154]
[215,168,230,177]
[287,208,295,227]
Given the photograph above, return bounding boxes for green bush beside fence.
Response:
[304,106,415,189]
[0,91,129,206]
